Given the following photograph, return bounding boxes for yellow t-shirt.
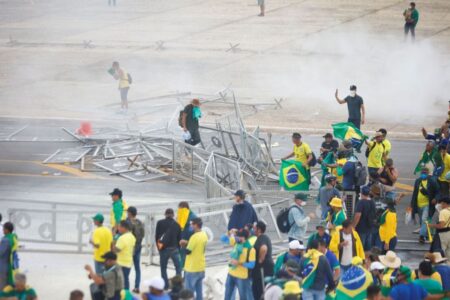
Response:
[336,158,347,183]
[438,153,450,182]
[293,143,312,167]
[228,247,256,279]
[184,231,208,273]
[92,226,113,262]
[115,232,136,268]
[367,141,385,168]
[417,179,429,208]
[118,69,130,89]
[379,211,397,243]
[439,207,450,228]
[383,139,392,157]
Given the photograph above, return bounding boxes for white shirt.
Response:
[341,233,353,266]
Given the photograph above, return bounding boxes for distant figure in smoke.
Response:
[335,85,365,129]
[403,2,419,41]
[109,61,130,111]
[108,0,116,6]
[258,0,265,17]
[181,99,202,146]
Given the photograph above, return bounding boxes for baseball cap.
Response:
[101,251,117,260]
[92,213,104,223]
[234,190,245,198]
[370,261,385,271]
[361,185,371,196]
[294,193,308,201]
[288,240,305,250]
[144,277,165,291]
[109,188,122,197]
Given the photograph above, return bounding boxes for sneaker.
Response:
[413,228,420,234]
[132,288,140,294]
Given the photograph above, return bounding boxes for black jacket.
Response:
[155,217,181,250]
[411,175,440,219]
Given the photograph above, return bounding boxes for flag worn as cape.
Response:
[332,122,368,151]
[414,147,443,175]
[279,160,310,191]
[301,248,323,289]
[4,233,19,286]
[336,266,373,300]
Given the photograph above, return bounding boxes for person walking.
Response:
[353,185,376,251]
[183,218,208,300]
[85,251,124,300]
[429,197,450,259]
[181,99,202,146]
[300,240,336,300]
[177,201,197,269]
[0,222,18,290]
[126,207,145,293]
[273,240,305,275]
[113,220,136,290]
[335,85,365,129]
[155,208,182,290]
[227,190,258,232]
[411,167,440,244]
[252,221,274,300]
[288,193,313,242]
[318,174,340,220]
[109,188,128,234]
[403,2,419,41]
[110,62,130,110]
[257,0,265,16]
[90,213,113,274]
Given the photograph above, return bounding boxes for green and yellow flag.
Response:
[332,122,367,151]
[301,249,323,289]
[279,160,310,191]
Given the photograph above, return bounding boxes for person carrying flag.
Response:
[0,222,19,290]
[282,132,313,169]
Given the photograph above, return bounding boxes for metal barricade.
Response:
[172,139,210,182]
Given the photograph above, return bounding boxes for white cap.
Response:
[144,277,165,290]
[288,240,305,250]
[370,261,385,271]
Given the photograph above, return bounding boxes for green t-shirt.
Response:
[414,278,443,295]
[0,287,37,300]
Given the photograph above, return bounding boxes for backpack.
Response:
[354,161,368,186]
[178,104,193,127]
[127,73,132,84]
[308,152,317,167]
[365,142,385,158]
[276,206,300,233]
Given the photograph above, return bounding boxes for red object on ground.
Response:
[77,122,92,137]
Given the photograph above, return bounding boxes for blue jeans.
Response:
[133,245,142,289]
[382,237,397,254]
[224,274,252,300]
[94,260,104,274]
[185,271,205,300]
[371,228,382,249]
[302,289,326,300]
[418,206,429,238]
[160,248,182,289]
[122,266,131,290]
[358,232,372,251]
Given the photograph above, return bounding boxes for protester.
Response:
[353,185,376,251]
[424,252,450,291]
[438,146,450,197]
[366,132,386,180]
[307,223,331,249]
[336,257,373,300]
[110,188,128,233]
[320,133,339,160]
[181,99,202,146]
[379,197,398,253]
[227,190,258,232]
[370,261,386,286]
[0,221,18,290]
[367,285,382,300]
[282,132,313,169]
[318,174,340,220]
[177,201,197,269]
[85,251,124,300]
[113,220,136,290]
[224,229,255,300]
[327,197,346,230]
[378,250,401,297]
[411,167,440,244]
[91,213,113,274]
[282,281,301,299]
[142,277,171,300]
[273,240,304,275]
[335,85,365,129]
[70,289,84,300]
[342,155,358,191]
[110,61,130,110]
[264,260,300,300]
[378,129,392,157]
[329,219,365,272]
[287,193,313,242]
[403,2,419,41]
[378,158,399,192]
[428,196,450,259]
[0,273,37,299]
[299,240,335,300]
[253,221,274,300]
[183,218,207,300]
[389,266,428,300]
[155,208,182,290]
[414,140,440,175]
[318,240,340,281]
[413,260,444,296]
[127,206,145,293]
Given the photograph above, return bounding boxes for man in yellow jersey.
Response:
[282,132,313,169]
[183,218,208,300]
[378,128,392,157]
[111,61,130,111]
[365,131,386,181]
[90,213,113,274]
[438,145,450,197]
[114,220,136,291]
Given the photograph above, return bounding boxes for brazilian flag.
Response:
[332,122,368,151]
[279,160,310,191]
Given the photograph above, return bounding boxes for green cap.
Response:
[398,265,412,279]
[92,213,104,223]
[294,193,308,201]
